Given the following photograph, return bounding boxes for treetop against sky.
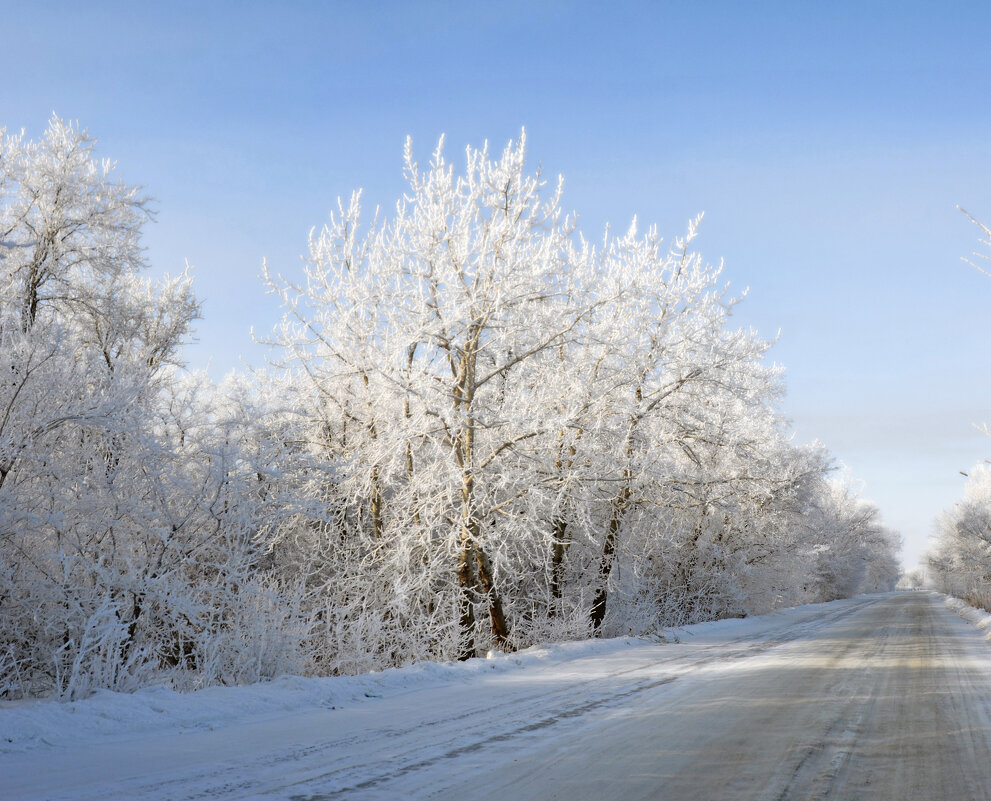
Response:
[3,1,991,566]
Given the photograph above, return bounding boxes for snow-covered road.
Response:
[5,592,991,800]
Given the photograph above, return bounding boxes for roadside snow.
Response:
[11,592,991,801]
[940,592,991,637]
[0,595,876,755]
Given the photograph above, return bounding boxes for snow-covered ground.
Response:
[4,591,991,800]
[0,596,872,755]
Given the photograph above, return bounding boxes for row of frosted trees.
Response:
[0,118,900,699]
[927,466,991,608]
[926,215,991,607]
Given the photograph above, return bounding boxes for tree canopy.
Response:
[0,118,901,699]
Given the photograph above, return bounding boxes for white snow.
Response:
[4,591,991,801]
[940,592,991,636]
[0,595,873,756]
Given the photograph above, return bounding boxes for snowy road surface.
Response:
[5,592,991,800]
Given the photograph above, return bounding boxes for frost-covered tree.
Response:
[801,478,901,602]
[927,210,991,606]
[1,119,903,697]
[0,118,307,698]
[928,466,991,608]
[265,135,595,660]
[959,206,991,279]
[262,130,901,665]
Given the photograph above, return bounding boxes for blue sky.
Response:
[4,1,991,567]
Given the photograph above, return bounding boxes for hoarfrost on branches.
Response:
[261,130,901,667]
[0,120,901,698]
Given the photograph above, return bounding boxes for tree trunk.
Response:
[452,331,512,656]
[590,484,630,632]
[474,540,511,647]
[456,472,512,656]
[456,537,478,661]
[362,373,384,541]
[548,515,569,617]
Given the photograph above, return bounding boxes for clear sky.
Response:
[4,1,991,568]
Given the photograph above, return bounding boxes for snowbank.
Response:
[940,592,991,637]
[0,637,652,753]
[0,595,875,754]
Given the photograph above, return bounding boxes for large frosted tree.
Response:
[263,131,900,664]
[265,134,595,659]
